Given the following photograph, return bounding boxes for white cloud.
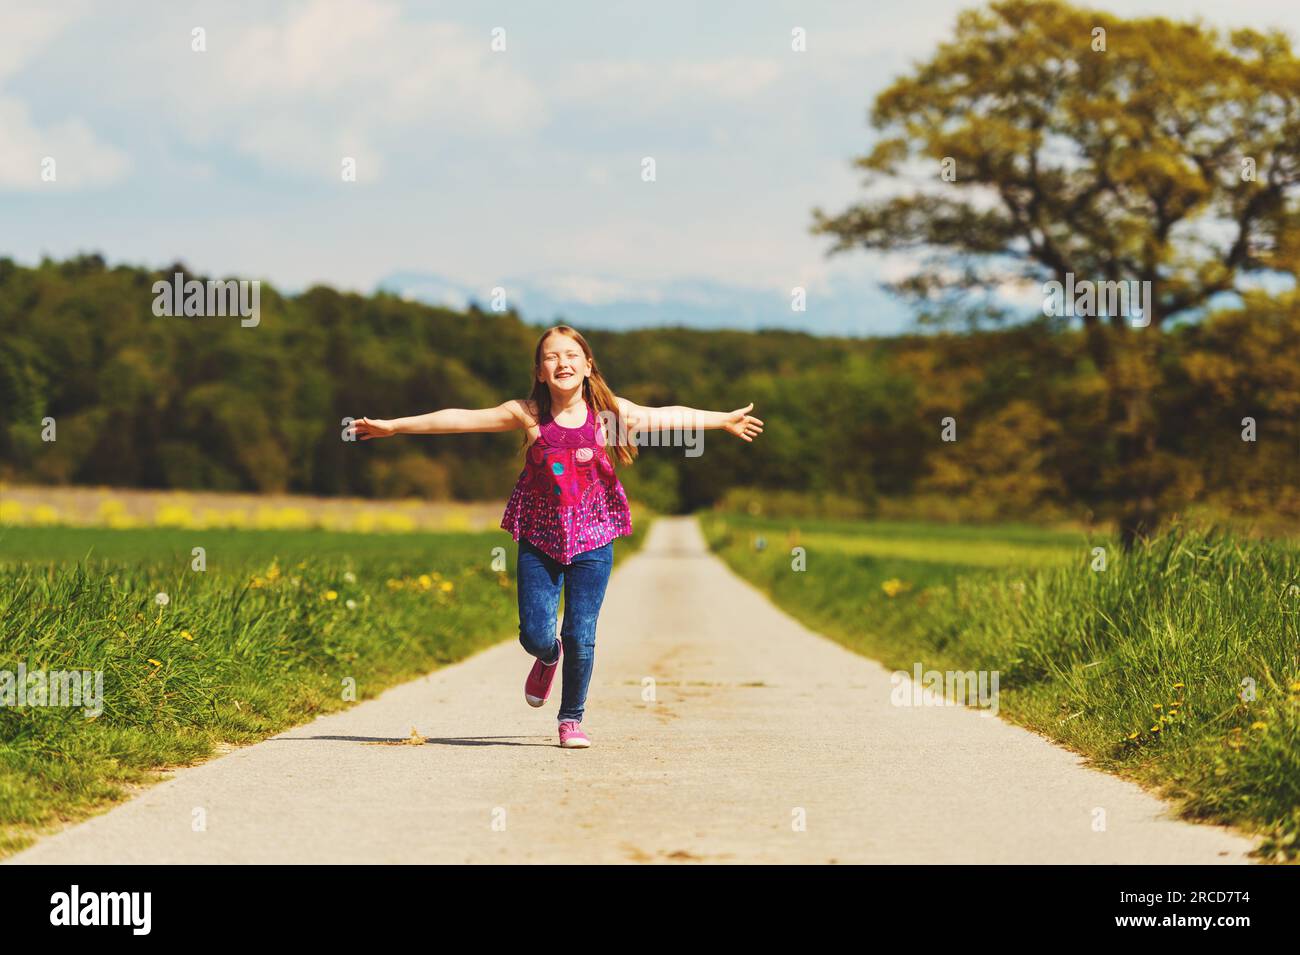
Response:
[550,57,784,109]
[0,95,130,190]
[877,252,929,285]
[0,1,127,190]
[224,0,403,95]
[234,118,385,184]
[0,3,85,81]
[137,0,547,180]
[994,277,1046,308]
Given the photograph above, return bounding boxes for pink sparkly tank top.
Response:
[500,399,633,564]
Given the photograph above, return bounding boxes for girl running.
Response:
[348,324,763,748]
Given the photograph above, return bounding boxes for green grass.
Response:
[701,511,1300,863]
[0,522,649,857]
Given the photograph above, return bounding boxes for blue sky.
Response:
[2,0,1297,336]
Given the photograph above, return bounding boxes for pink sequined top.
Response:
[500,399,633,564]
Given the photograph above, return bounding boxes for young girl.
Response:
[349,324,763,748]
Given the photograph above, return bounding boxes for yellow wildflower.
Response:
[180,630,193,641]
[325,590,338,601]
[440,581,454,593]
[1251,721,1268,731]
[148,659,162,668]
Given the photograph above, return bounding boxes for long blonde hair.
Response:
[524,325,637,467]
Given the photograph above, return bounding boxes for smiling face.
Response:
[537,331,591,395]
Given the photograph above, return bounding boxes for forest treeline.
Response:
[2,254,1297,524]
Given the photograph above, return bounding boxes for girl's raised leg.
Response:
[517,539,564,706]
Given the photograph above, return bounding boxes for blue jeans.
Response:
[516,538,614,723]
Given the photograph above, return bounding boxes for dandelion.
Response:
[881,578,909,598]
[345,599,357,610]
[1127,731,1139,740]
[440,581,454,593]
[1289,681,1300,693]
[32,504,60,525]
[155,592,170,606]
[343,571,356,584]
[418,574,432,589]
[325,590,338,601]
[1153,703,1162,710]
[1150,724,1161,733]
[1172,682,1185,690]
[148,659,162,668]
[1251,721,1268,731]
[180,630,193,641]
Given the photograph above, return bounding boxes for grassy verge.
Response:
[700,511,1300,863]
[0,520,649,857]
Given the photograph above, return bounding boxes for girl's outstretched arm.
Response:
[349,400,534,439]
[614,398,763,442]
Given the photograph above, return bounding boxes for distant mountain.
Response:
[376,270,916,337]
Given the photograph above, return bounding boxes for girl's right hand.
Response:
[350,416,397,440]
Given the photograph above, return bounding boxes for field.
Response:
[0,484,507,533]
[700,512,1300,862]
[0,520,649,857]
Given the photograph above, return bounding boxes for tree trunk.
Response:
[1096,324,1164,550]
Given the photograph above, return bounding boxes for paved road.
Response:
[7,517,1258,863]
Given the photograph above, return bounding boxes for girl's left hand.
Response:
[723,402,764,442]
[350,416,397,440]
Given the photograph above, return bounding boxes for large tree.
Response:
[812,0,1300,544]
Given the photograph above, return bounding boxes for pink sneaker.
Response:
[558,720,590,748]
[524,640,561,707]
